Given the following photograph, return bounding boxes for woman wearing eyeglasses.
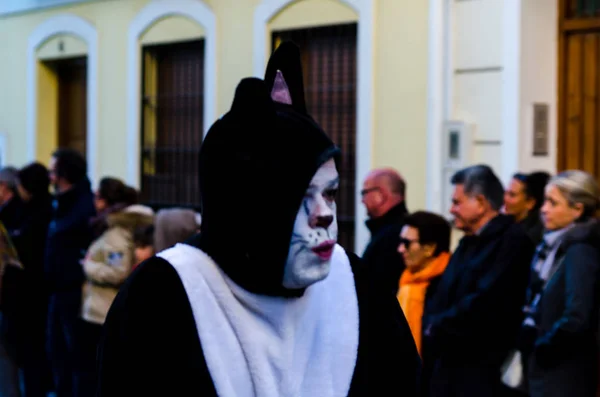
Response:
[397,211,451,396]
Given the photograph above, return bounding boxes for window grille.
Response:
[140,39,204,210]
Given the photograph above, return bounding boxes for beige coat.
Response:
[81,205,154,325]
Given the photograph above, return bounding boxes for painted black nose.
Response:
[315,214,334,229]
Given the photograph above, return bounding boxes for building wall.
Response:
[428,0,509,222]
[437,0,556,196]
[0,0,430,252]
[432,0,558,249]
[451,0,505,177]
[519,0,557,174]
[373,0,429,213]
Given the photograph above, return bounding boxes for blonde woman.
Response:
[519,170,600,397]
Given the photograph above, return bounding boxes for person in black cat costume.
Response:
[96,42,420,397]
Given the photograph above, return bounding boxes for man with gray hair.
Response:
[423,165,535,397]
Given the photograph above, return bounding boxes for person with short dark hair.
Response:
[504,171,550,245]
[45,149,95,397]
[424,164,535,397]
[50,148,88,191]
[397,211,451,396]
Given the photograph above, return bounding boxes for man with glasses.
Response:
[360,167,408,296]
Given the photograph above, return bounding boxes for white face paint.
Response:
[283,159,339,289]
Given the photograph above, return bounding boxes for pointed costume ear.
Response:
[271,70,292,105]
[264,41,307,114]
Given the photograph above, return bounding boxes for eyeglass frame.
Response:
[398,237,419,248]
[360,187,380,197]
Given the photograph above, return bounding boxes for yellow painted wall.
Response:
[140,15,205,45]
[373,0,429,211]
[36,62,58,164]
[0,0,212,178]
[269,0,358,31]
[0,0,429,212]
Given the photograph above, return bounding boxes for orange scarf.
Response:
[397,252,450,356]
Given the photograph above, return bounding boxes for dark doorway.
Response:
[46,56,88,157]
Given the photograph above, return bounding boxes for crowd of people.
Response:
[0,149,201,397]
[360,164,600,397]
[1,39,600,397]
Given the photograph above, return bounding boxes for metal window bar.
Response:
[140,39,205,211]
[272,23,358,252]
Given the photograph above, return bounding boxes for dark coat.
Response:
[420,275,443,397]
[13,193,54,286]
[362,202,409,296]
[44,180,95,293]
[0,196,25,311]
[424,214,535,395]
[1,193,53,363]
[519,210,545,247]
[0,195,24,234]
[527,220,600,397]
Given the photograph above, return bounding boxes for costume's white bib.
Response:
[158,244,359,397]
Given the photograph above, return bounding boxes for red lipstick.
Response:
[311,241,336,260]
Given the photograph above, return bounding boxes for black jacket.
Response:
[0,195,24,234]
[13,193,53,285]
[527,220,600,397]
[44,180,95,292]
[1,194,53,360]
[424,214,535,365]
[519,210,544,247]
[362,202,408,296]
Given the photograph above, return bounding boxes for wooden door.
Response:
[47,56,88,157]
[558,0,600,177]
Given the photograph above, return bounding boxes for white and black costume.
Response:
[96,42,420,396]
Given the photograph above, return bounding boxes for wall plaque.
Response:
[533,103,549,156]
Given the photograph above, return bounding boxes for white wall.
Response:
[451,0,505,176]
[432,0,557,247]
[518,0,557,174]
[446,0,557,183]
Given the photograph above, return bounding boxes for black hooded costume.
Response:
[96,43,420,396]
